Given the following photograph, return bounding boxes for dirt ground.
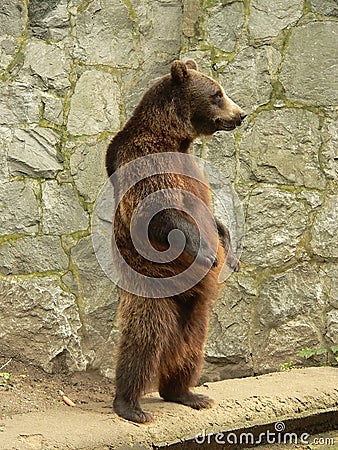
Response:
[0,358,337,450]
[0,357,113,419]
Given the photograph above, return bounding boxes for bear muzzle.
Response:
[215,111,247,131]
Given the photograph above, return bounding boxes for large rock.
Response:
[69,236,119,376]
[326,309,338,346]
[311,0,338,16]
[8,127,63,178]
[42,181,89,234]
[70,237,118,331]
[21,39,71,92]
[73,0,136,67]
[70,139,109,203]
[0,82,40,125]
[206,3,244,53]
[242,187,309,267]
[144,2,182,55]
[41,93,64,125]
[0,235,68,275]
[320,263,338,309]
[0,181,39,234]
[219,46,275,111]
[0,276,86,372]
[182,0,201,38]
[280,22,338,105]
[253,319,321,374]
[205,275,253,380]
[253,263,325,372]
[28,0,69,41]
[258,264,325,328]
[0,0,27,37]
[310,194,338,258]
[0,127,11,182]
[0,37,19,70]
[67,70,120,136]
[320,109,338,181]
[204,132,236,182]
[239,109,325,189]
[249,0,303,39]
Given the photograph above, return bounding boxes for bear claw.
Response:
[113,397,153,424]
[162,392,214,410]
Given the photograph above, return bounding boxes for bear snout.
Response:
[236,110,247,126]
[231,109,247,127]
[223,94,247,126]
[240,112,247,122]
[215,110,246,131]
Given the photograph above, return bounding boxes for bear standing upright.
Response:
[106,60,246,423]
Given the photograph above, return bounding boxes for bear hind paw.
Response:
[113,397,153,424]
[163,392,214,410]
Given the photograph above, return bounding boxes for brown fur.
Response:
[106,60,245,423]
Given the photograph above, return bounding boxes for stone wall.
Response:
[0,0,337,379]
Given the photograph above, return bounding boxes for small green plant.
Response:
[0,372,12,390]
[330,345,338,362]
[298,346,338,364]
[279,360,294,371]
[298,347,327,359]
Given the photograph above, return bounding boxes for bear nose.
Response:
[240,112,247,121]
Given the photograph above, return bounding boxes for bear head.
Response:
[171,59,246,136]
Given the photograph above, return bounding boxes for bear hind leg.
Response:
[114,328,163,423]
[114,296,176,423]
[159,295,214,410]
[114,342,155,423]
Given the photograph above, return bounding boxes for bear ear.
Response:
[171,60,189,84]
[185,59,198,71]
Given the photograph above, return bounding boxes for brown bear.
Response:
[106,59,245,423]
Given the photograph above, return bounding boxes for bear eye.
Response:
[211,91,223,101]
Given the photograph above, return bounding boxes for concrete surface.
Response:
[1,367,337,449]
